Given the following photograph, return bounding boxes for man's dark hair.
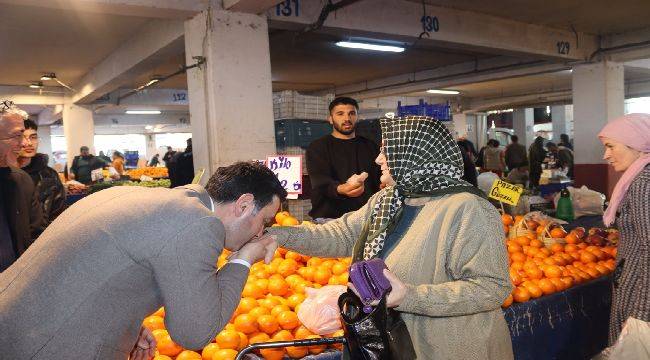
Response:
[167,146,172,150]
[206,161,288,211]
[510,135,518,143]
[24,119,38,131]
[328,97,359,113]
[546,142,558,149]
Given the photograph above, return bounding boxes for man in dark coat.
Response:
[0,102,45,271]
[70,146,104,185]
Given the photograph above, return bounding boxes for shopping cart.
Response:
[234,336,346,360]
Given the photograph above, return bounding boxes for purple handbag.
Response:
[349,258,392,313]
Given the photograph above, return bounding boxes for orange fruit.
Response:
[216,329,241,350]
[287,293,306,310]
[297,267,315,282]
[526,220,539,230]
[510,252,526,263]
[248,332,271,344]
[156,331,183,357]
[258,297,282,310]
[242,283,265,299]
[573,227,586,238]
[513,286,531,303]
[237,332,248,350]
[201,343,221,360]
[502,293,514,308]
[550,277,565,291]
[507,243,523,254]
[502,214,514,226]
[272,329,294,341]
[564,244,578,252]
[268,278,289,296]
[313,267,332,285]
[542,257,557,266]
[594,264,609,276]
[281,217,300,226]
[544,265,563,279]
[524,283,543,298]
[509,268,523,286]
[328,329,345,350]
[511,261,524,272]
[585,267,600,279]
[143,315,166,331]
[260,348,285,360]
[234,314,259,334]
[248,306,271,320]
[154,356,173,360]
[277,310,300,330]
[254,278,270,294]
[560,277,574,289]
[332,262,348,275]
[589,248,608,261]
[153,307,165,318]
[176,350,202,360]
[550,227,567,238]
[565,233,580,244]
[238,297,259,314]
[285,250,303,262]
[271,304,291,317]
[211,349,238,360]
[278,259,300,277]
[537,279,557,295]
[306,334,327,354]
[275,211,290,224]
[257,314,280,334]
[524,266,544,280]
[307,257,323,267]
[514,236,530,246]
[286,345,309,358]
[530,239,543,248]
[549,243,564,254]
[604,261,616,272]
[580,252,597,264]
[293,325,314,339]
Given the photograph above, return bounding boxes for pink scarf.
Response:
[598,113,650,226]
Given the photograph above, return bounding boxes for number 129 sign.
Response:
[266,155,303,195]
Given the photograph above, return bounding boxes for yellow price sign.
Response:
[488,179,524,206]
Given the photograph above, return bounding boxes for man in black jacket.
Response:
[0,101,45,271]
[18,119,66,225]
[306,97,381,220]
[70,146,104,185]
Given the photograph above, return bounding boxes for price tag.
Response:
[266,155,302,195]
[488,179,523,206]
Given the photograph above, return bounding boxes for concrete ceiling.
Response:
[0,3,151,88]
[415,0,650,35]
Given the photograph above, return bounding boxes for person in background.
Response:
[269,116,513,359]
[162,146,176,167]
[505,162,529,187]
[559,133,573,150]
[148,154,160,167]
[458,136,478,162]
[528,136,546,188]
[545,142,574,178]
[98,151,111,165]
[18,119,65,225]
[306,97,381,221]
[483,139,505,177]
[504,135,528,171]
[70,146,103,185]
[0,101,44,272]
[112,151,125,176]
[172,138,194,187]
[458,140,478,187]
[598,113,650,345]
[0,161,287,359]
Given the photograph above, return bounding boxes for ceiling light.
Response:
[145,125,154,130]
[29,81,43,89]
[426,89,460,95]
[40,73,56,81]
[126,110,161,115]
[336,41,405,53]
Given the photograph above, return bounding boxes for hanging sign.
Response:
[488,179,523,206]
[266,155,302,197]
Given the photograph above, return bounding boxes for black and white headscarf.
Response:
[362,116,480,260]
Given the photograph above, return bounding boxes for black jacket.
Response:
[0,167,45,258]
[22,154,66,225]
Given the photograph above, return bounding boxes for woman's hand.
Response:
[383,269,407,308]
[347,269,407,308]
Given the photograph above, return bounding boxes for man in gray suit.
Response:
[0,161,287,360]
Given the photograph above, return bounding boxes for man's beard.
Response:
[333,121,355,135]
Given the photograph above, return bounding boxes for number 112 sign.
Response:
[266,155,303,195]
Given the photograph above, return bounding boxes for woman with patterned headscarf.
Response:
[598,113,650,345]
[269,116,513,359]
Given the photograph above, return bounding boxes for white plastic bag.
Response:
[553,186,605,218]
[605,318,650,359]
[296,285,347,335]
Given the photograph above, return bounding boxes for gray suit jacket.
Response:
[0,185,248,360]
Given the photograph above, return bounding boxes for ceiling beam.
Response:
[223,0,285,14]
[0,0,205,19]
[71,19,185,105]
[0,85,66,106]
[266,0,598,61]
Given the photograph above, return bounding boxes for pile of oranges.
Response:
[142,211,349,360]
[500,214,617,308]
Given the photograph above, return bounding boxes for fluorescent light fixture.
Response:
[126,110,161,115]
[145,78,160,87]
[336,41,404,53]
[29,81,43,89]
[144,125,154,130]
[41,73,56,81]
[426,89,460,95]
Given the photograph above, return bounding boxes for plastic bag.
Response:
[553,186,604,218]
[604,318,650,359]
[296,285,347,335]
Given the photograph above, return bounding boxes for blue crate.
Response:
[396,100,451,120]
[123,151,139,168]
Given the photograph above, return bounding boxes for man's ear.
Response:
[328,115,333,125]
[234,193,255,217]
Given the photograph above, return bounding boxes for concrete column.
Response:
[184,9,276,182]
[464,114,478,147]
[63,101,95,168]
[36,125,54,166]
[512,108,535,149]
[145,134,158,164]
[572,60,624,197]
[452,113,467,139]
[551,105,573,142]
